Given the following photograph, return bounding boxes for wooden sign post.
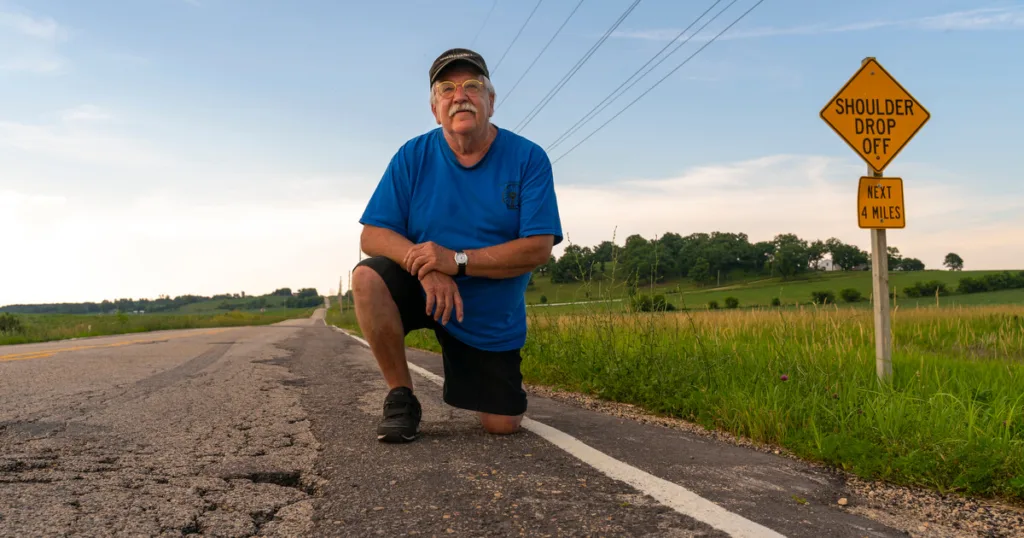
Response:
[820,57,930,382]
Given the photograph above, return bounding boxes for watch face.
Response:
[456,252,468,264]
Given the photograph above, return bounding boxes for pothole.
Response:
[246,470,302,489]
[207,460,319,496]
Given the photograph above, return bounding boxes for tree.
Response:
[769,234,810,279]
[749,241,776,273]
[592,241,618,263]
[654,232,684,278]
[0,313,23,334]
[807,240,827,270]
[899,257,925,271]
[887,246,902,271]
[825,238,869,270]
[296,288,319,298]
[619,235,667,284]
[944,252,964,271]
[688,257,713,286]
[550,244,596,283]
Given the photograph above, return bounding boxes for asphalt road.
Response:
[0,308,911,537]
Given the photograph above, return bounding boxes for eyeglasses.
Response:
[435,79,485,99]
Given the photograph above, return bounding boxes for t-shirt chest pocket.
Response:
[477,180,520,239]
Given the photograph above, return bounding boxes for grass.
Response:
[0,308,317,346]
[521,303,1024,501]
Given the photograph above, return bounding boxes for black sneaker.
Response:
[377,386,421,443]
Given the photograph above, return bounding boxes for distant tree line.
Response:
[536,231,936,286]
[1,287,323,315]
[283,288,323,308]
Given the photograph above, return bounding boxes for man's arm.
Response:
[361,225,414,266]
[363,224,466,324]
[464,235,554,279]
[403,235,553,280]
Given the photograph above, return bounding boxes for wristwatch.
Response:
[454,251,468,277]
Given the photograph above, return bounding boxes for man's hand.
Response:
[404,241,458,279]
[420,271,464,325]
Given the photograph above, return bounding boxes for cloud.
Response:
[0,10,65,40]
[0,8,68,73]
[0,120,170,168]
[0,107,180,170]
[552,155,1024,271]
[60,105,113,122]
[917,6,1024,30]
[611,6,1024,41]
[0,188,369,305]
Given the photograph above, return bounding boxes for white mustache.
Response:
[450,102,477,117]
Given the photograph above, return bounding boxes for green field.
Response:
[174,295,295,313]
[525,268,1024,309]
[328,269,1024,504]
[0,308,317,346]
[0,286,327,345]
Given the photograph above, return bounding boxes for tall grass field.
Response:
[0,308,317,346]
[522,304,1024,501]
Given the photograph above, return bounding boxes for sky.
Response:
[2,0,1023,306]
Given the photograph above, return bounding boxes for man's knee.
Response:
[479,412,523,435]
[351,263,401,323]
[351,264,385,299]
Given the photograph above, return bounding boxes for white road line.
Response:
[330,326,786,538]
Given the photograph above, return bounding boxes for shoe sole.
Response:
[377,431,418,443]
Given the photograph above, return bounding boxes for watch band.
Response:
[456,251,467,277]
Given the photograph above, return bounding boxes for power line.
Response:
[496,0,586,110]
[546,0,728,152]
[551,0,767,165]
[470,0,499,48]
[512,0,640,133]
[491,0,545,75]
[512,0,643,134]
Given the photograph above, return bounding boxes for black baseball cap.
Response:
[429,48,489,86]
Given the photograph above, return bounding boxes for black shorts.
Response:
[354,256,527,416]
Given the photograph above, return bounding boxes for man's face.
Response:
[431,65,493,135]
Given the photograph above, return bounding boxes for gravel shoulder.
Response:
[523,385,1024,538]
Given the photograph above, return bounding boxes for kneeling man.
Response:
[351,48,562,443]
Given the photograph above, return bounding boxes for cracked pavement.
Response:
[0,318,323,537]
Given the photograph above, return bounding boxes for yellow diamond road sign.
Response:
[857,176,905,229]
[821,58,930,173]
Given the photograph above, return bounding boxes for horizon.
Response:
[3,0,1023,306]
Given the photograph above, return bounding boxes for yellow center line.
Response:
[0,328,233,362]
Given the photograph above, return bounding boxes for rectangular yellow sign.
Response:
[821,58,930,173]
[857,176,905,229]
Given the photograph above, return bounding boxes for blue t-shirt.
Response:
[359,126,563,352]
